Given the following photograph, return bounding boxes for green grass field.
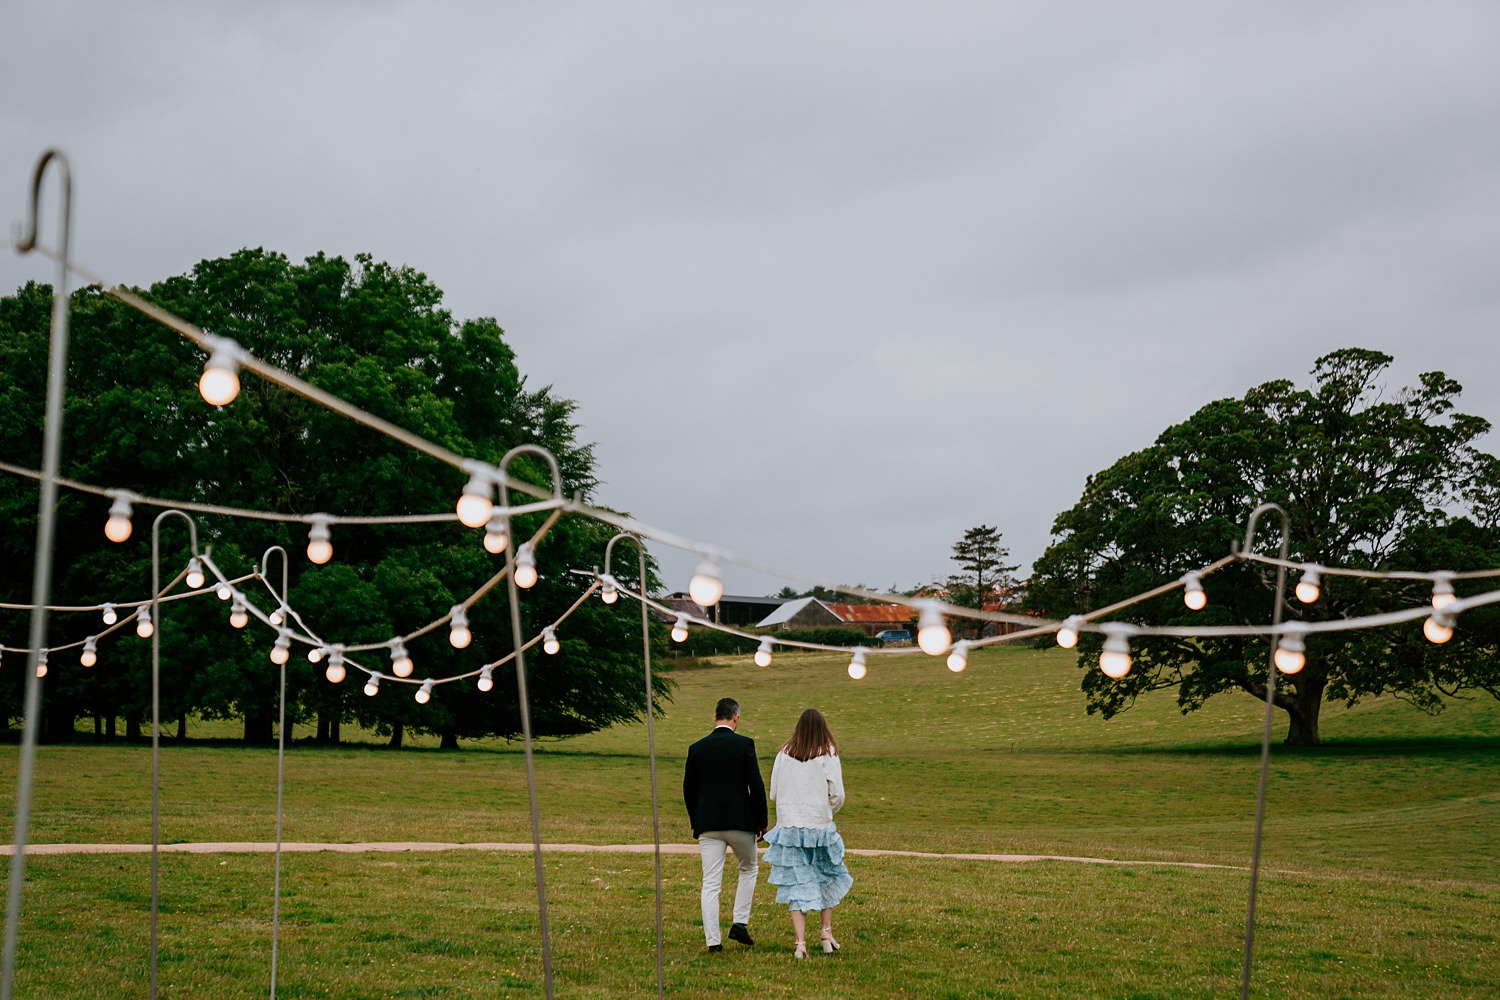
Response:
[3,645,1498,997]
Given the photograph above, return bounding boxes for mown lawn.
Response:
[3,644,1497,997]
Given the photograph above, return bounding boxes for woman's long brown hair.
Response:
[781,708,838,761]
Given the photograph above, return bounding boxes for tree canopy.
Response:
[1027,348,1500,745]
[0,249,669,746]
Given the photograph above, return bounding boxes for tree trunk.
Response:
[176,714,187,740]
[329,716,340,744]
[439,725,459,750]
[243,706,273,745]
[126,715,142,740]
[106,715,117,741]
[316,713,329,743]
[1279,669,1327,746]
[388,721,403,749]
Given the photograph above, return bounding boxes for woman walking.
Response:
[764,708,853,959]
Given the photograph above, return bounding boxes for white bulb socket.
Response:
[390,641,413,677]
[542,627,560,655]
[185,559,205,590]
[1295,566,1321,605]
[477,666,494,693]
[601,576,619,604]
[1431,576,1457,611]
[456,466,494,528]
[1424,614,1454,644]
[1099,624,1134,679]
[104,494,134,543]
[1274,623,1307,674]
[80,638,98,668]
[688,558,723,608]
[306,516,333,564]
[754,638,773,668]
[364,675,380,697]
[916,602,951,656]
[514,543,539,589]
[101,603,117,626]
[198,337,242,406]
[483,513,510,554]
[1057,616,1083,649]
[848,647,868,680]
[947,640,970,673]
[136,608,154,639]
[270,632,291,665]
[1182,573,1207,611]
[671,615,689,643]
[449,606,471,649]
[415,680,434,704]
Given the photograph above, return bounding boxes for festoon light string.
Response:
[10,165,1500,999]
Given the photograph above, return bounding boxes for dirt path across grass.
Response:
[0,841,1246,870]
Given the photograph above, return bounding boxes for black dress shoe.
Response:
[729,923,754,946]
[707,944,723,953]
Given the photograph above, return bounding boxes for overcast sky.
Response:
[5,2,1500,597]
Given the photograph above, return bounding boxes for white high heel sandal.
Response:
[793,940,808,960]
[821,928,841,953]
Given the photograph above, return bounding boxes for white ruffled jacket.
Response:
[768,750,846,829]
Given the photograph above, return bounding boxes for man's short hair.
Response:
[714,698,740,722]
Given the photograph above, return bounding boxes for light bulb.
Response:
[36,652,48,678]
[1295,566,1321,604]
[270,631,291,665]
[1431,575,1456,610]
[80,637,98,668]
[325,647,346,684]
[754,638,773,668]
[947,640,970,673]
[229,596,248,629]
[363,675,380,697]
[1424,614,1454,644]
[104,493,134,543]
[269,603,288,627]
[308,645,327,664]
[671,615,689,643]
[1182,573,1207,611]
[542,627,560,655]
[415,679,434,704]
[198,337,242,406]
[185,558,205,590]
[688,558,723,608]
[216,582,233,601]
[389,641,413,678]
[916,602,951,656]
[1274,623,1307,674]
[1056,616,1083,650]
[449,606,471,649]
[847,648,868,680]
[1099,624,1134,679]
[514,543,538,589]
[456,466,494,528]
[101,603,118,626]
[483,513,510,554]
[601,576,619,604]
[477,665,494,692]
[306,516,333,564]
[136,608,154,638]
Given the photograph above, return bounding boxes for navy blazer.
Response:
[683,726,769,839]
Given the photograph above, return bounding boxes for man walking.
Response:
[683,697,768,952]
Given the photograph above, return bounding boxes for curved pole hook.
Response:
[496,444,563,509]
[260,545,291,604]
[1238,502,1291,562]
[602,531,644,582]
[13,149,72,258]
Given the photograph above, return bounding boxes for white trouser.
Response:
[698,829,759,944]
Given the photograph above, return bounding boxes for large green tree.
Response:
[945,524,1019,624]
[1,249,669,745]
[1027,348,1500,746]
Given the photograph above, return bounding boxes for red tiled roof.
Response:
[825,604,916,623]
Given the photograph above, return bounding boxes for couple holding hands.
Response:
[682,699,853,960]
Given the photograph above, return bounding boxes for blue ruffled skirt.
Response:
[764,823,853,912]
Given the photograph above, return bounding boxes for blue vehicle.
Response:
[875,629,911,642]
